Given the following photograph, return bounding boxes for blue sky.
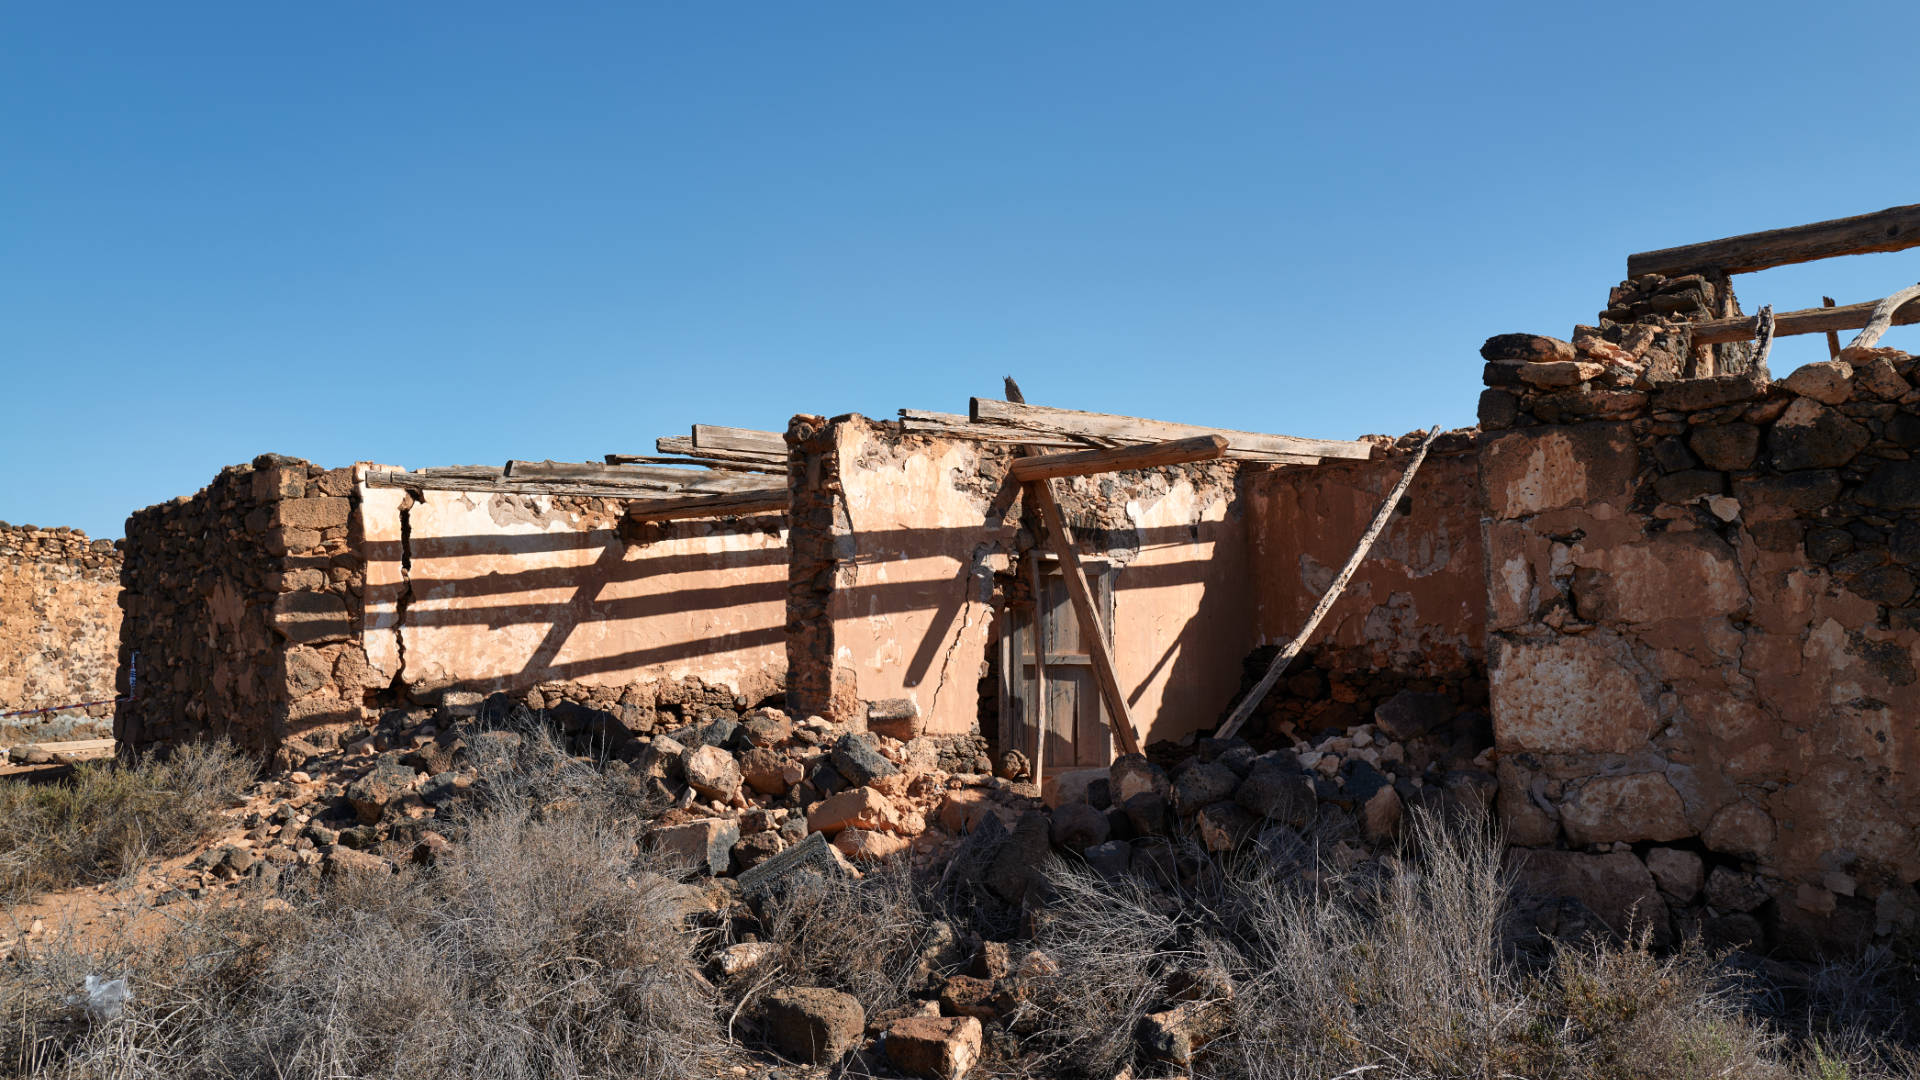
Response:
[6,3,1919,540]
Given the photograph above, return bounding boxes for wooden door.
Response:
[1004,558,1116,771]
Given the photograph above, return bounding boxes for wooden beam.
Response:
[1010,435,1230,482]
[971,398,1370,462]
[655,436,786,467]
[624,489,788,524]
[691,424,786,456]
[1627,203,1920,278]
[511,461,775,492]
[1849,282,1920,351]
[605,454,784,475]
[1823,297,1842,359]
[1690,294,1920,345]
[1217,427,1440,740]
[366,469,780,500]
[1027,480,1143,757]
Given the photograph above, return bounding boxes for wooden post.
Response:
[1027,480,1143,756]
[1823,297,1842,359]
[1028,557,1048,788]
[1216,426,1442,741]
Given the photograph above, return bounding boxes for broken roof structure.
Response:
[110,200,1920,956]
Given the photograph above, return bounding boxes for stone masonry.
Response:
[0,523,123,736]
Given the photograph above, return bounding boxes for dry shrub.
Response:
[2,734,726,1080]
[0,741,253,902]
[759,862,942,1014]
[1023,809,1915,1080]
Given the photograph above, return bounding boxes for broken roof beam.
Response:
[606,453,783,475]
[1691,294,1920,345]
[1010,435,1230,482]
[365,470,705,500]
[691,424,786,456]
[969,398,1371,463]
[624,488,788,524]
[505,460,775,493]
[1628,203,1920,278]
[652,436,786,469]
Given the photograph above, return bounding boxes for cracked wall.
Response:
[787,414,1257,747]
[357,472,788,712]
[1236,436,1487,739]
[1482,337,1920,958]
[1,524,122,740]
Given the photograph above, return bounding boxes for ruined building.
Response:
[102,201,1920,955]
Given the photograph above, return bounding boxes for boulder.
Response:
[833,827,911,863]
[984,811,1053,904]
[830,733,899,787]
[1559,773,1691,846]
[808,786,901,834]
[1170,761,1239,814]
[1481,333,1576,364]
[1509,849,1668,945]
[1049,801,1111,851]
[1645,847,1703,903]
[1780,360,1853,405]
[1234,760,1317,827]
[1109,754,1169,804]
[1196,802,1259,853]
[740,747,798,795]
[761,986,864,1064]
[682,744,742,801]
[1122,791,1170,837]
[650,818,740,876]
[1084,840,1133,878]
[345,756,416,824]
[885,1015,983,1080]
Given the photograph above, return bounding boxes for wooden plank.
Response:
[900,410,1316,464]
[366,470,780,500]
[1690,294,1920,345]
[1217,426,1441,740]
[624,489,788,524]
[971,398,1370,461]
[1010,435,1229,482]
[655,436,786,466]
[510,460,781,490]
[1028,557,1048,788]
[1628,203,1920,278]
[691,424,787,456]
[605,454,784,475]
[1027,480,1142,756]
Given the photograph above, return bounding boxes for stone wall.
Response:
[1235,434,1488,740]
[117,456,367,755]
[785,414,1262,748]
[1479,315,1920,957]
[0,524,123,738]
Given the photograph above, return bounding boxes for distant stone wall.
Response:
[0,524,122,734]
[1480,320,1920,958]
[117,456,369,755]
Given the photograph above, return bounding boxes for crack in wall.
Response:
[389,494,416,691]
[926,550,991,721]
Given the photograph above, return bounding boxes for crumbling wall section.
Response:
[357,477,787,710]
[1236,435,1488,740]
[0,524,123,736]
[117,455,368,755]
[787,414,1260,747]
[1480,329,1920,957]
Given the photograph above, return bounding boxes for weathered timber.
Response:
[364,471,710,500]
[1689,294,1920,345]
[1848,283,1920,351]
[898,410,1089,449]
[1823,297,1842,359]
[1029,555,1049,787]
[1010,435,1230,482]
[505,460,772,488]
[655,436,786,466]
[970,398,1369,461]
[1628,202,1920,278]
[624,488,788,524]
[1027,480,1143,757]
[604,454,784,475]
[691,424,787,456]
[1217,426,1441,740]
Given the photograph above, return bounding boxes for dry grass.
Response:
[1016,810,1920,1080]
[758,862,946,1015]
[0,741,253,902]
[1,728,729,1080]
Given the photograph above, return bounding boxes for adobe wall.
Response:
[0,524,123,738]
[786,414,1258,747]
[118,457,790,757]
[1480,319,1920,957]
[357,478,787,714]
[1236,435,1488,739]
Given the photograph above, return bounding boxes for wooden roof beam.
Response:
[624,489,789,524]
[970,398,1371,462]
[1628,203,1920,278]
[1691,293,1920,345]
[1010,435,1230,482]
[691,424,786,456]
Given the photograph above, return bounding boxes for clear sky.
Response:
[6,3,1919,541]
